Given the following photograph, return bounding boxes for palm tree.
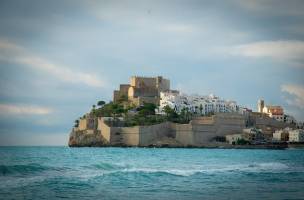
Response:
[163,105,173,118]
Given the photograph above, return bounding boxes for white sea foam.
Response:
[62,162,297,180]
[122,168,201,176]
[108,162,293,177]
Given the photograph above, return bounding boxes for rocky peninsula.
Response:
[68,76,297,148]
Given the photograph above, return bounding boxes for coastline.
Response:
[69,143,303,150]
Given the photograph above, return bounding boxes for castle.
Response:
[113,76,170,106]
[68,76,298,148]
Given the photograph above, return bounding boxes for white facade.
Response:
[284,115,296,124]
[273,130,283,141]
[289,129,304,142]
[243,128,262,134]
[272,128,291,141]
[297,122,304,129]
[158,91,239,115]
[262,105,285,122]
[226,134,243,144]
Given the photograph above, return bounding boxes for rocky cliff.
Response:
[68,129,109,147]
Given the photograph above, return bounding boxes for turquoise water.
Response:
[1,147,304,200]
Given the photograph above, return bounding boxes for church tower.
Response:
[258,99,264,113]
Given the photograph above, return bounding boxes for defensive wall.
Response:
[113,76,170,106]
[87,113,247,147]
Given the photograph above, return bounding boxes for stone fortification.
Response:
[113,76,170,106]
[69,113,246,147]
[173,113,245,146]
[246,112,295,132]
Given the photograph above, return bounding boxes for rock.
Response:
[68,129,109,147]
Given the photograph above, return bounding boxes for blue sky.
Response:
[0,0,304,145]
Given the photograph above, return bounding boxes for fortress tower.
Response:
[113,76,170,106]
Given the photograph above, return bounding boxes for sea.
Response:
[1,147,304,200]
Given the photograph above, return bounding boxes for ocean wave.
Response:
[88,163,125,171]
[122,168,200,177]
[202,162,291,174]
[96,162,295,177]
[246,162,289,171]
[0,163,64,176]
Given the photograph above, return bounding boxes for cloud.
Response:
[0,40,106,88]
[281,84,304,109]
[226,40,304,63]
[162,24,195,34]
[0,104,53,115]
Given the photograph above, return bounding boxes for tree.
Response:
[74,119,79,127]
[199,104,203,116]
[163,105,178,120]
[195,106,199,114]
[97,100,106,107]
[163,105,173,117]
[137,103,156,116]
[92,105,96,110]
[236,138,249,145]
[185,107,191,121]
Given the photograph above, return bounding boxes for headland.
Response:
[68,76,303,149]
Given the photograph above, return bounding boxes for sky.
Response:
[0,0,304,146]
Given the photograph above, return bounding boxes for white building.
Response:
[242,128,264,142]
[262,105,284,122]
[158,91,239,115]
[273,128,291,142]
[284,114,296,124]
[226,134,243,144]
[289,129,304,142]
[297,121,304,129]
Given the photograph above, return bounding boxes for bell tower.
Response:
[258,99,264,113]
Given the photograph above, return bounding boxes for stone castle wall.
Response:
[71,113,246,147]
[139,122,172,146]
[100,122,173,146]
[130,76,170,91]
[128,87,159,98]
[128,96,160,106]
[98,113,245,147]
[113,84,130,102]
[110,126,140,146]
[172,123,193,146]
[98,118,111,143]
[131,77,155,88]
[113,76,170,106]
[77,117,98,131]
[255,116,295,130]
[78,118,87,131]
